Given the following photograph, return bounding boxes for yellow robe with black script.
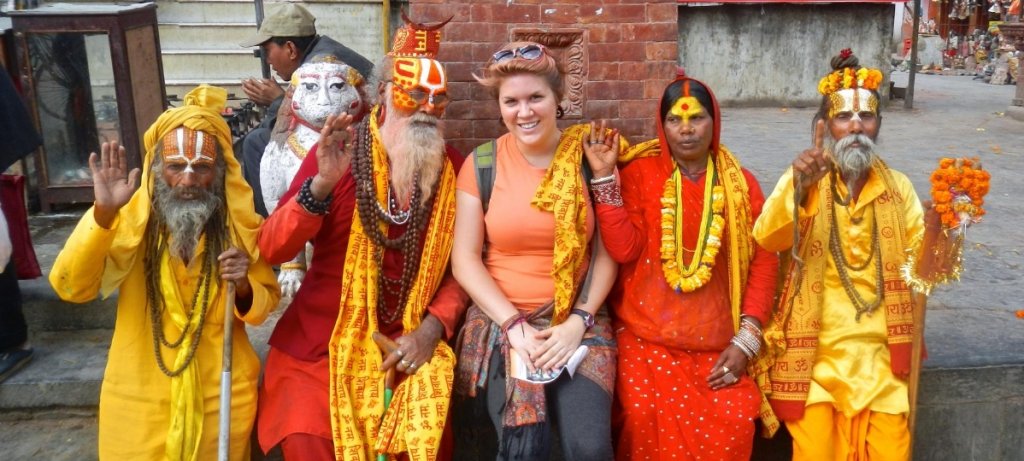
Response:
[753,167,923,417]
[50,208,279,460]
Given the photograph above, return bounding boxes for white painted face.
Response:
[290,61,363,128]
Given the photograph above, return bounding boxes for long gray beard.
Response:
[381,111,446,205]
[828,134,877,184]
[153,179,222,262]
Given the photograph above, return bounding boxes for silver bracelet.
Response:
[589,174,616,186]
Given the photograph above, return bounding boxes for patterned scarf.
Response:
[532,124,591,325]
[753,159,915,424]
[327,110,457,460]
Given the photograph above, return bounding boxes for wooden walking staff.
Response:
[218,281,237,461]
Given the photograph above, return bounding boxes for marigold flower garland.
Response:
[902,157,991,295]
[817,66,884,95]
[930,157,990,231]
[660,159,725,293]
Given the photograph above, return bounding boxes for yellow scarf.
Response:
[158,242,219,461]
[98,85,263,298]
[623,140,776,432]
[753,160,915,427]
[534,124,591,324]
[328,109,457,460]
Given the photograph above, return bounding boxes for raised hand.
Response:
[792,120,831,195]
[310,113,356,201]
[582,120,621,179]
[89,141,140,229]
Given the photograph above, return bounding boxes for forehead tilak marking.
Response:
[163,127,216,173]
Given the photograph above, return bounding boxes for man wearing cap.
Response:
[239,2,373,216]
[752,49,924,460]
[50,85,280,460]
[256,14,466,460]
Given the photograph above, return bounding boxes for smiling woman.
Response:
[451,41,632,461]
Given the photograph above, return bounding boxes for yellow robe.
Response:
[753,167,923,417]
[50,208,279,460]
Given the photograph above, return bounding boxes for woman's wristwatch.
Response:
[570,308,595,329]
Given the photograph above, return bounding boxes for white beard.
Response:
[153,175,222,262]
[828,133,877,185]
[379,102,446,207]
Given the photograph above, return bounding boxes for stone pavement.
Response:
[1,72,1022,460]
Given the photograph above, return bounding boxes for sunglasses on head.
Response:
[491,44,545,63]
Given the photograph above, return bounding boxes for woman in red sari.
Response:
[590,73,779,460]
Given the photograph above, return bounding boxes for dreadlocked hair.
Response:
[142,143,231,377]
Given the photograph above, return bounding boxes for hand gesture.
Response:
[241,78,284,107]
[582,120,620,179]
[310,113,356,201]
[218,247,251,297]
[380,315,444,375]
[531,316,586,372]
[792,120,831,195]
[89,141,140,229]
[707,345,750,391]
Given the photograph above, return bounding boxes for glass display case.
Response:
[9,3,166,211]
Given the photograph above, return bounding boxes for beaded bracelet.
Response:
[297,176,332,215]
[591,181,624,207]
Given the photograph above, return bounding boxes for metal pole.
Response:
[254,0,271,79]
[906,0,922,109]
[217,281,237,461]
[382,0,391,55]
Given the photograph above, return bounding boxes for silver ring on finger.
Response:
[722,366,730,374]
[723,372,738,385]
[400,359,411,367]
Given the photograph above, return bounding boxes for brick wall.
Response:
[409,0,679,156]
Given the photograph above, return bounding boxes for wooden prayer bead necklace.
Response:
[351,120,440,325]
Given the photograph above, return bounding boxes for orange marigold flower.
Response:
[1016,310,1024,319]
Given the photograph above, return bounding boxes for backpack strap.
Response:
[472,140,498,213]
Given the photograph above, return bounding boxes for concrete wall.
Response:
[678,3,895,107]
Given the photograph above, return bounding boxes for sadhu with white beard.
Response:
[256,14,467,461]
[50,85,280,460]
[752,49,925,460]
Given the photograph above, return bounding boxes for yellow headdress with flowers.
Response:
[816,49,884,119]
[817,48,884,95]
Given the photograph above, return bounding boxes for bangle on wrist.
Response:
[589,174,616,186]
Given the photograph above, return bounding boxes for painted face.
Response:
[390,57,448,115]
[827,88,880,142]
[290,61,364,128]
[160,127,218,197]
[663,96,714,166]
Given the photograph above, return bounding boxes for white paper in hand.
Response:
[510,345,589,384]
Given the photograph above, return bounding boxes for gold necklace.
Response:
[659,155,725,292]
